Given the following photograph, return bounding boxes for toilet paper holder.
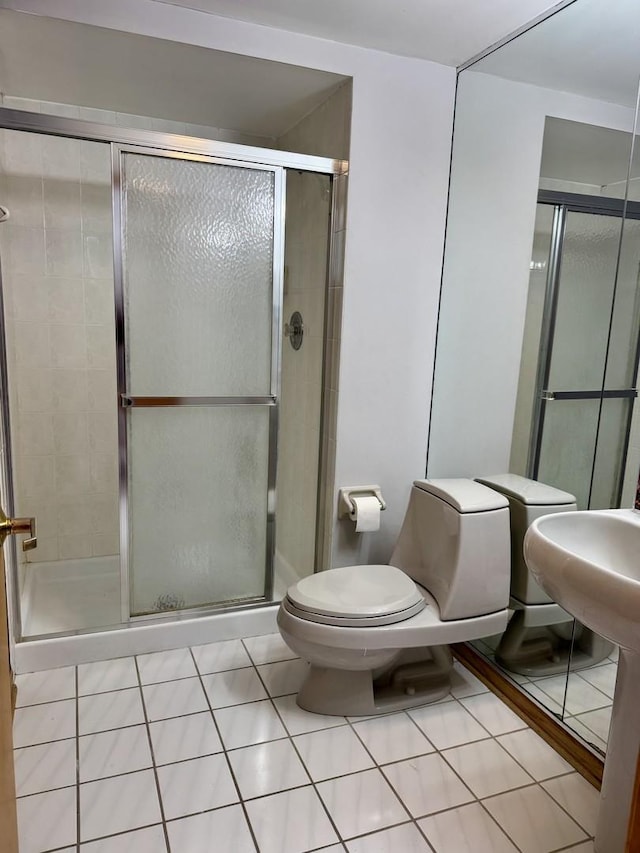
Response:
[338,485,386,520]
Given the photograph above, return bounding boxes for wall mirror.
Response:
[428,0,640,756]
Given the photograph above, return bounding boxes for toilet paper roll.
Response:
[350,495,381,532]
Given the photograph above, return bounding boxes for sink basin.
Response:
[524,508,640,651]
[524,507,640,853]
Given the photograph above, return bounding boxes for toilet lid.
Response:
[287,565,424,619]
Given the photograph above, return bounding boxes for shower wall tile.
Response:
[0,108,120,565]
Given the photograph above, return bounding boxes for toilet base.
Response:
[496,610,614,677]
[296,645,453,717]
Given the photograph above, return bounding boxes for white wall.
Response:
[427,70,636,479]
[3,0,456,565]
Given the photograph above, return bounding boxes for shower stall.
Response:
[512,191,640,509]
[0,107,346,671]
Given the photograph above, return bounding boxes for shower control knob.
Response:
[0,509,37,551]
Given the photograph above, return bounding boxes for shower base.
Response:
[21,555,121,637]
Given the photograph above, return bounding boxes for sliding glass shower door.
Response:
[115,148,283,617]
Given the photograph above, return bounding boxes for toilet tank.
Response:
[475,474,576,605]
[390,479,511,621]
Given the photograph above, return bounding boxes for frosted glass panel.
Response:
[537,399,600,509]
[604,217,640,389]
[128,407,270,615]
[548,212,623,390]
[122,153,274,396]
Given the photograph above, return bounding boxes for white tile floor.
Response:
[13,633,599,853]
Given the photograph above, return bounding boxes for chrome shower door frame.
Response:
[0,105,347,642]
[112,143,286,622]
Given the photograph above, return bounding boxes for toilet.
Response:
[277,479,511,716]
[476,474,614,676]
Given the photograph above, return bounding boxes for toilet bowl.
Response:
[476,474,614,676]
[277,479,511,716]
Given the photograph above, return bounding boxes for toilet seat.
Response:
[285,564,426,627]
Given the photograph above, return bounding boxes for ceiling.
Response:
[0,10,347,137]
[151,0,564,67]
[476,0,640,108]
[541,119,634,187]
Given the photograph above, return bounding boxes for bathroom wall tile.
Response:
[86,411,117,453]
[50,323,86,368]
[3,130,42,177]
[17,412,54,456]
[317,768,408,839]
[14,321,50,367]
[202,667,267,709]
[3,225,46,275]
[79,724,150,783]
[86,323,116,368]
[157,753,238,819]
[59,533,93,560]
[9,273,49,322]
[14,738,76,796]
[54,453,90,495]
[483,785,587,853]
[80,140,112,185]
[408,699,489,750]
[294,724,374,781]
[19,499,57,538]
[45,102,81,119]
[418,802,518,853]
[91,529,120,557]
[52,411,88,454]
[81,182,112,233]
[442,738,532,799]
[24,534,58,563]
[228,737,308,800]
[13,698,76,747]
[149,712,222,766]
[167,805,255,853]
[496,729,573,781]
[43,178,82,230]
[4,174,44,228]
[89,451,118,493]
[83,231,113,278]
[18,455,55,498]
[78,107,117,125]
[17,786,77,853]
[47,277,84,323]
[41,135,81,181]
[87,494,119,534]
[46,229,84,277]
[87,368,117,411]
[78,688,145,735]
[382,753,473,819]
[51,368,89,411]
[353,711,435,765]
[84,277,115,324]
[245,785,338,853]
[79,769,162,842]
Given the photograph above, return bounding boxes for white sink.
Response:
[524,508,640,853]
[524,508,640,651]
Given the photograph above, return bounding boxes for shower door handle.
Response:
[0,509,36,552]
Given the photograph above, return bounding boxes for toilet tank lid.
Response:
[475,474,576,506]
[413,478,508,512]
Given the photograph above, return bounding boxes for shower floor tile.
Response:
[13,632,598,853]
